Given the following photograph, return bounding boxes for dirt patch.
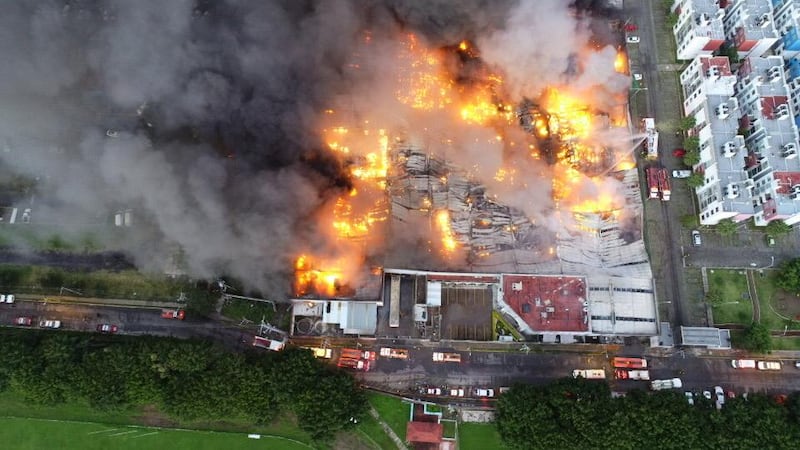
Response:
[773,290,800,321]
[134,404,179,428]
[333,430,376,450]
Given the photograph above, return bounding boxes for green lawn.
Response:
[367,393,409,442]
[771,337,800,351]
[458,423,505,450]
[707,269,753,325]
[0,391,318,447]
[0,417,313,450]
[353,414,394,450]
[754,270,800,331]
[441,419,457,439]
[221,297,276,323]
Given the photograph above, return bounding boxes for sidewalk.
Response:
[14,293,184,309]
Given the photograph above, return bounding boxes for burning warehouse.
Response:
[283,3,658,340]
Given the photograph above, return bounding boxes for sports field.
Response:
[0,417,314,450]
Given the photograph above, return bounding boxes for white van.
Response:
[731,359,756,369]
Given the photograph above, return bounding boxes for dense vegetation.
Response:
[777,257,800,294]
[0,330,365,441]
[497,378,800,450]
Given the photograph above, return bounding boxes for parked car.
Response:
[766,235,776,247]
[703,390,712,400]
[626,36,640,43]
[39,320,61,329]
[14,317,33,326]
[757,361,782,371]
[715,386,725,407]
[795,361,800,369]
[672,170,692,179]
[692,230,702,246]
[624,23,638,32]
[731,359,756,369]
[449,388,465,397]
[426,387,442,396]
[673,148,686,157]
[685,391,694,405]
[96,323,118,333]
[161,309,186,320]
[475,388,495,398]
[4,294,14,304]
[633,73,643,81]
[727,390,736,399]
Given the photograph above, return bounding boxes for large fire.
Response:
[293,32,632,296]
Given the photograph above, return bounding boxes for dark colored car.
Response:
[96,324,118,333]
[14,317,33,326]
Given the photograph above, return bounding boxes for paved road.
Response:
[3,299,798,404]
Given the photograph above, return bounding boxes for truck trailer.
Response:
[650,378,682,390]
[572,369,606,379]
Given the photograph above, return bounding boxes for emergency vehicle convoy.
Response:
[615,369,650,380]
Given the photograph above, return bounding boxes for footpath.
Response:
[13,293,184,309]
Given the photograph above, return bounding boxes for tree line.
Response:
[497,377,800,450]
[0,330,365,441]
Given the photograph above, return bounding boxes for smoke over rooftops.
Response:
[0,0,625,297]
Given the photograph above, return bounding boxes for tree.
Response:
[741,322,772,353]
[766,220,792,236]
[683,150,701,166]
[716,218,738,236]
[683,136,700,151]
[777,258,800,293]
[678,116,697,131]
[686,172,704,188]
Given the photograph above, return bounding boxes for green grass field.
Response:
[367,393,409,442]
[754,270,800,331]
[458,423,505,450]
[708,269,753,325]
[0,417,313,450]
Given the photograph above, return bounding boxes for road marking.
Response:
[109,430,139,437]
[131,432,159,438]
[87,428,118,435]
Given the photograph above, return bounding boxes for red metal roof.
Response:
[773,171,800,194]
[503,275,589,332]
[406,422,443,444]
[700,56,732,77]
[760,96,789,120]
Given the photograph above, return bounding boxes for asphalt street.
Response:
[2,298,798,405]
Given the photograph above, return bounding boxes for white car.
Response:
[449,388,465,397]
[633,73,643,81]
[685,391,694,405]
[672,170,691,179]
[714,386,725,407]
[692,230,702,246]
[757,361,781,371]
[731,359,756,369]
[475,388,495,398]
[5,294,14,304]
[106,129,119,138]
[703,390,712,400]
[426,387,442,396]
[39,320,61,329]
[626,36,640,43]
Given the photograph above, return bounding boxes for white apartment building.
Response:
[672,0,727,60]
[722,0,779,58]
[680,54,800,226]
[772,0,800,59]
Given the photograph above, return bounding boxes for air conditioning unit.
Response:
[783,143,798,158]
[722,141,737,157]
[725,184,740,199]
[716,103,731,119]
[707,66,721,78]
[744,179,755,190]
[756,13,771,27]
[791,185,800,199]
[768,66,782,81]
[776,104,791,119]
[696,13,711,26]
